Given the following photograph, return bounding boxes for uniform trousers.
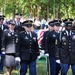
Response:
[61,64,75,75]
[20,60,36,75]
[49,56,56,75]
[0,53,5,71]
[56,62,61,75]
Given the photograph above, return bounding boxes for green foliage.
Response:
[0,0,75,19]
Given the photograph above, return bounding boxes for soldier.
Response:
[17,20,40,75]
[1,20,19,75]
[0,15,8,74]
[41,21,53,50]
[45,20,58,75]
[14,13,25,32]
[54,20,61,75]
[59,19,75,75]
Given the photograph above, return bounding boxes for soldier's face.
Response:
[9,24,15,30]
[54,26,60,32]
[66,26,72,30]
[24,26,32,32]
[0,19,3,24]
[15,18,20,22]
[49,26,54,31]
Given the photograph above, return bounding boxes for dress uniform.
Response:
[1,20,19,75]
[45,20,58,75]
[0,15,8,74]
[41,30,49,50]
[17,20,39,75]
[59,19,75,75]
[54,21,61,75]
[14,13,25,32]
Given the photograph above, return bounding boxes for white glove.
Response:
[45,53,49,57]
[56,60,60,64]
[15,57,21,62]
[40,50,45,56]
[2,52,5,54]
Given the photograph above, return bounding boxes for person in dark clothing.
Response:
[1,20,19,75]
[0,15,8,74]
[59,19,75,75]
[54,21,61,75]
[14,13,25,32]
[17,20,40,75]
[45,20,58,75]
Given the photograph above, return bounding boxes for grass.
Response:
[0,57,72,75]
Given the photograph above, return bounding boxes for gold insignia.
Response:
[62,36,66,41]
[64,43,66,45]
[16,38,18,43]
[55,39,57,44]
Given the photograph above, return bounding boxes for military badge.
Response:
[16,38,18,43]
[72,32,74,35]
[15,34,18,36]
[64,42,66,45]
[25,36,29,39]
[33,37,36,41]
[62,36,66,41]
[12,32,14,35]
[64,33,66,35]
[53,34,56,37]
[8,33,11,36]
[55,39,57,45]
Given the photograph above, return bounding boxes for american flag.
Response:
[37,29,48,44]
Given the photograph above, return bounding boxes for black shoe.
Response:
[0,70,4,74]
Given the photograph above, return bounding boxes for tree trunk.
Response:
[37,4,41,19]
[47,0,50,20]
[28,0,32,18]
[66,7,69,18]
[53,0,56,19]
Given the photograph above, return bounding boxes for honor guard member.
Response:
[0,15,8,74]
[45,20,58,75]
[54,20,61,75]
[41,21,54,50]
[17,20,40,75]
[59,19,75,75]
[1,20,19,75]
[14,13,25,32]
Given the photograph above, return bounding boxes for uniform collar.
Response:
[66,30,72,36]
[9,29,14,32]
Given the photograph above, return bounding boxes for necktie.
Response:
[28,32,32,37]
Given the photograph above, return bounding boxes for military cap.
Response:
[48,20,54,27]
[22,20,33,27]
[54,20,61,26]
[15,13,21,18]
[63,18,73,27]
[63,18,73,22]
[8,20,16,25]
[0,15,5,20]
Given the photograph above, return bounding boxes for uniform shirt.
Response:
[59,30,75,64]
[45,30,58,57]
[2,29,18,54]
[17,31,39,61]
